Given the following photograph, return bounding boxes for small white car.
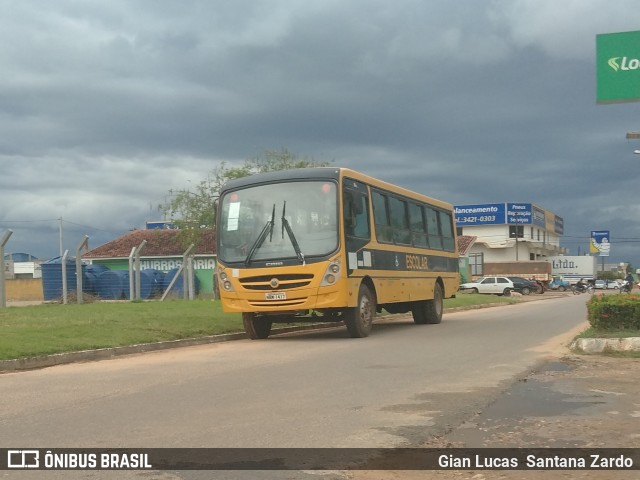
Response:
[594,280,606,289]
[459,276,515,296]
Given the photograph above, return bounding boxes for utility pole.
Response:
[59,217,64,257]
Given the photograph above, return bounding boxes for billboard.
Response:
[548,255,598,282]
[506,203,532,224]
[454,203,505,226]
[596,30,640,104]
[455,203,563,234]
[590,230,611,256]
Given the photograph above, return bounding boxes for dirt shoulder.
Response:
[351,354,640,479]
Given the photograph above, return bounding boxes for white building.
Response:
[454,202,566,276]
[3,253,42,279]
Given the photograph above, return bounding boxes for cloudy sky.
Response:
[2,0,640,266]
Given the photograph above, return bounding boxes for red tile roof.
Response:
[83,229,216,259]
[457,235,477,256]
[85,229,470,259]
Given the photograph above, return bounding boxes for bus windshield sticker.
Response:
[348,252,358,269]
[227,202,240,231]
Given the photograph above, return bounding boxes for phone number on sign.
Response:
[457,216,496,223]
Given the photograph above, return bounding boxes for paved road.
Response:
[0,295,589,478]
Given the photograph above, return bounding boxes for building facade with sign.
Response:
[83,228,216,297]
[454,203,566,274]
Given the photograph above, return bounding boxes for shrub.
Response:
[587,294,640,330]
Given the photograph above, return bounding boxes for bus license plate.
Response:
[265,292,286,301]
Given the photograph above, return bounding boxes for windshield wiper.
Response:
[244,204,275,265]
[281,201,305,265]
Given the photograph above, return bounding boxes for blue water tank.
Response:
[83,264,109,295]
[163,268,200,297]
[96,270,129,300]
[143,269,166,297]
[123,269,163,300]
[41,256,78,301]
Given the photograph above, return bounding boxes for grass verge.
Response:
[0,293,534,361]
[575,326,640,339]
[0,300,243,361]
[573,326,640,359]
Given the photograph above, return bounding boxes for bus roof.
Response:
[219,167,453,210]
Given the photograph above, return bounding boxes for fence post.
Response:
[75,235,89,304]
[61,249,69,305]
[128,247,137,300]
[182,244,195,300]
[134,240,147,301]
[0,230,14,308]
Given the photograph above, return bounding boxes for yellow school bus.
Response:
[216,167,459,339]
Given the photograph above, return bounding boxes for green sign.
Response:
[596,30,640,104]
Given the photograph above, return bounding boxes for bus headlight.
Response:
[218,268,235,292]
[321,260,341,286]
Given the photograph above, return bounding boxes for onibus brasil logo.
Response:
[608,56,640,71]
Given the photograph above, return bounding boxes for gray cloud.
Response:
[1,0,640,263]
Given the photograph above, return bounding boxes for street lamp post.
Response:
[627,132,640,154]
[510,230,519,261]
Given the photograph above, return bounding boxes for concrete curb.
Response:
[1,303,514,373]
[571,337,640,354]
[1,294,634,373]
[0,323,342,373]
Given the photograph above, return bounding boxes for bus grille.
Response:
[249,298,308,308]
[239,274,314,291]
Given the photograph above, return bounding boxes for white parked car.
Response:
[594,280,606,289]
[607,280,621,289]
[459,276,515,296]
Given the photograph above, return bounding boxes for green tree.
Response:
[160,149,331,247]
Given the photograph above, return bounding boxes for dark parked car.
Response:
[507,277,542,295]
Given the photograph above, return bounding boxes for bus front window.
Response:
[219,181,338,264]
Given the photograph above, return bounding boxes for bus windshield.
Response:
[218,180,338,264]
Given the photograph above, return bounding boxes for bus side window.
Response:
[409,203,428,247]
[343,189,370,239]
[439,211,455,251]
[425,207,443,250]
[372,191,393,243]
[388,196,411,245]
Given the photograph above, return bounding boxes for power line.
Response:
[0,218,60,223]
[0,218,119,234]
[60,219,119,234]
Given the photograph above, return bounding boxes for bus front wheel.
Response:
[345,284,375,338]
[243,313,273,340]
[412,283,443,325]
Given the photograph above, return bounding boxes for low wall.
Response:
[5,278,44,301]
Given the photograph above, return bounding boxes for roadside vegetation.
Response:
[0,300,241,361]
[576,292,640,340]
[0,294,516,361]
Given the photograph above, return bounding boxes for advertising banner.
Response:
[532,206,546,228]
[596,30,640,104]
[506,203,532,224]
[590,230,611,256]
[454,203,505,226]
[554,215,564,235]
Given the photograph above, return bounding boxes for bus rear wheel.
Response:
[412,283,443,325]
[243,313,273,339]
[345,284,375,338]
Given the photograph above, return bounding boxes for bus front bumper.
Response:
[220,287,347,313]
